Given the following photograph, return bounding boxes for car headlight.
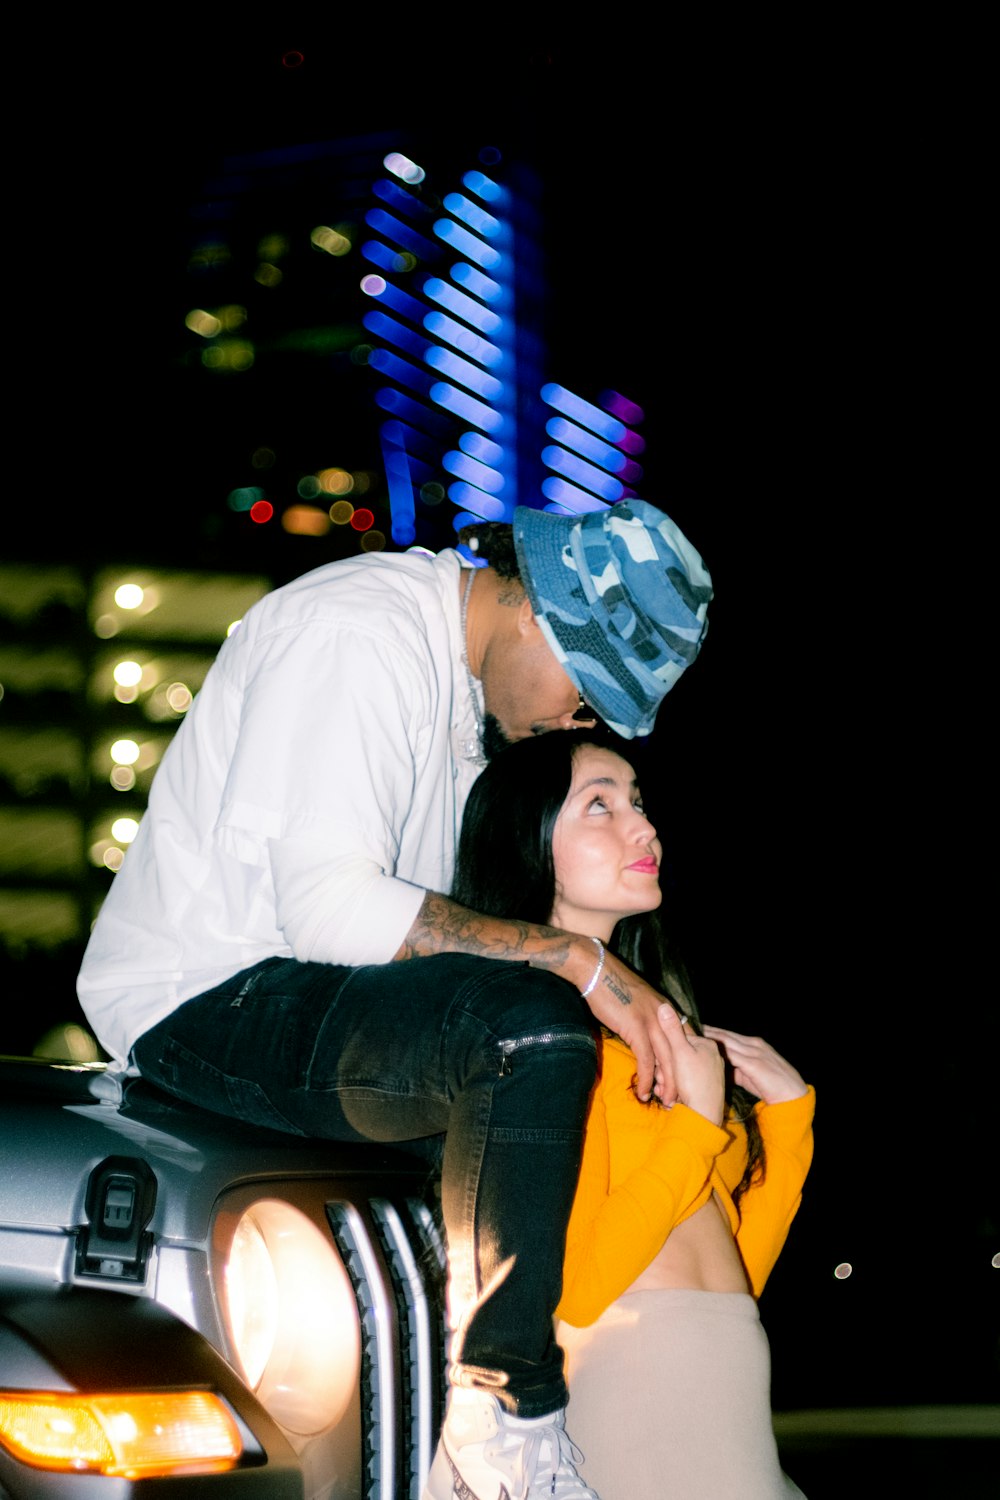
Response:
[222,1198,360,1435]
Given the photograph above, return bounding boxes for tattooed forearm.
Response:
[601,970,632,1007]
[395,890,577,970]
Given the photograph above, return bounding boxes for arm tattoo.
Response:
[397,890,576,970]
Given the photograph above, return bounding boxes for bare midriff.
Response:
[629,1193,750,1294]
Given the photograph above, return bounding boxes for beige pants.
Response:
[557,1289,806,1500]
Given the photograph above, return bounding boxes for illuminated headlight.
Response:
[0,1390,241,1477]
[222,1198,360,1435]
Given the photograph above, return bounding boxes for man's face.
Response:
[480,608,589,753]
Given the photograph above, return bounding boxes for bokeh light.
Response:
[110,740,140,766]
[112,660,143,688]
[282,505,331,536]
[165,683,192,713]
[383,152,425,185]
[318,467,354,495]
[185,309,222,338]
[311,225,352,257]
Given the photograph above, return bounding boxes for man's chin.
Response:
[482,714,515,762]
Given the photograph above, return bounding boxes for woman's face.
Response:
[549,744,663,940]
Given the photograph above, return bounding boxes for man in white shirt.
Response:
[78,499,712,1500]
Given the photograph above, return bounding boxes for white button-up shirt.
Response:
[78,547,485,1063]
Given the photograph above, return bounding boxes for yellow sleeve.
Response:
[556,1043,732,1327]
[735,1085,816,1298]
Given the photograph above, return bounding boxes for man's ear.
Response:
[516,596,539,635]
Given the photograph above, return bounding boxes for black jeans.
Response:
[131,953,598,1417]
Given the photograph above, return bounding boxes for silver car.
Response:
[0,1055,448,1498]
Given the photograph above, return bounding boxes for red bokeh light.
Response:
[250,500,275,524]
[350,508,374,531]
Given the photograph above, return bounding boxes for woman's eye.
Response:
[586,796,609,813]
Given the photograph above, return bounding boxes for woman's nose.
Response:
[632,810,657,842]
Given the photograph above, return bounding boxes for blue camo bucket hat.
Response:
[512,500,714,738]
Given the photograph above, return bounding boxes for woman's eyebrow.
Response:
[571,775,640,796]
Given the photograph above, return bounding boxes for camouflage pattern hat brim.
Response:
[512,500,714,738]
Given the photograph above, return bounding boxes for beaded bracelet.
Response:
[579,936,606,998]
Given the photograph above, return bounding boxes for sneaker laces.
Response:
[492,1416,600,1499]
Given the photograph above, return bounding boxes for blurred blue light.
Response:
[380,418,440,465]
[431,382,504,432]
[447,482,508,521]
[459,431,504,465]
[361,240,412,273]
[435,220,502,270]
[363,308,428,360]
[372,177,435,220]
[381,422,416,543]
[362,277,428,324]
[426,346,502,401]
[366,208,439,260]
[451,263,502,301]
[369,347,434,397]
[374,385,454,436]
[542,446,624,502]
[541,477,611,514]
[545,417,628,473]
[443,451,505,493]
[541,384,626,442]
[463,170,504,204]
[424,311,503,368]
[423,276,502,334]
[442,193,501,238]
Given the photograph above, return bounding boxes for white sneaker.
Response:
[422,1386,601,1500]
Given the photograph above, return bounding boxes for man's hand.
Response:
[580,947,678,1103]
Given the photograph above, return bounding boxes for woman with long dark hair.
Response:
[452,729,813,1499]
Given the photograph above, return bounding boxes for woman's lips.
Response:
[627,857,659,873]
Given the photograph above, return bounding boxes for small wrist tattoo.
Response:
[603,973,630,1007]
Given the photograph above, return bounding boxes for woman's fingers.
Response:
[701,1024,807,1103]
[657,1002,690,1040]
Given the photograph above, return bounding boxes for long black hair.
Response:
[452,728,764,1203]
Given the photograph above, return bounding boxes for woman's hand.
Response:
[656,1005,726,1125]
[701,1025,808,1104]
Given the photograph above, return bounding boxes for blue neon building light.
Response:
[541,446,624,503]
[545,417,629,473]
[424,277,502,334]
[443,450,505,494]
[424,311,503,368]
[362,150,648,547]
[442,193,501,239]
[434,218,503,270]
[366,208,440,260]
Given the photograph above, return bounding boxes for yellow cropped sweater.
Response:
[556,1034,816,1328]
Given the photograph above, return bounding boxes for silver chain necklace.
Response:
[459,568,487,767]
